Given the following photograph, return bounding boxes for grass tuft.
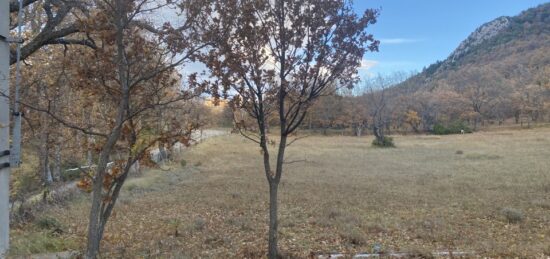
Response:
[500,207,524,223]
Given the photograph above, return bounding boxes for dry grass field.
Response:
[9,128,550,258]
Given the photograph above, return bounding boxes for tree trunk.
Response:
[86,150,112,259]
[373,125,384,143]
[53,143,62,181]
[158,141,167,163]
[39,139,52,186]
[268,133,287,259]
[39,83,53,186]
[268,182,279,259]
[87,147,93,167]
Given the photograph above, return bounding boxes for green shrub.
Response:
[180,159,187,168]
[35,217,62,230]
[372,136,395,147]
[432,124,448,135]
[433,121,472,135]
[501,208,524,223]
[60,169,82,182]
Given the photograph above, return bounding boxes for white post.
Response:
[0,0,11,256]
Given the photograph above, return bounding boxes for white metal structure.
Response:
[0,0,11,256]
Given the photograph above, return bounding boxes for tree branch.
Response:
[9,0,40,13]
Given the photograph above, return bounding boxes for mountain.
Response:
[420,2,550,79]
[390,3,550,127]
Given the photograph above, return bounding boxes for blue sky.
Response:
[355,0,549,78]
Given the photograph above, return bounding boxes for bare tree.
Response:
[360,73,402,145]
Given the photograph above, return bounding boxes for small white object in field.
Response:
[461,129,465,134]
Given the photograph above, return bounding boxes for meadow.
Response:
[10,128,550,258]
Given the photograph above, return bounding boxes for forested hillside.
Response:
[305,3,550,135]
[398,2,550,126]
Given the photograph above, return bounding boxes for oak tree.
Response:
[207,0,378,257]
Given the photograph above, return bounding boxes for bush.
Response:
[372,136,395,147]
[340,225,366,245]
[180,159,187,168]
[60,169,82,182]
[501,208,524,223]
[433,121,472,135]
[193,217,206,231]
[432,124,448,135]
[35,217,62,230]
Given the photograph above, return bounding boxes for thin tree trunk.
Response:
[268,134,287,259]
[158,141,167,163]
[86,137,117,259]
[53,142,61,181]
[39,83,53,186]
[87,147,93,167]
[268,182,279,258]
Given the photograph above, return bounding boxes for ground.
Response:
[9,128,550,258]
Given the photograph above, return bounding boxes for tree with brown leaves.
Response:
[207,0,378,257]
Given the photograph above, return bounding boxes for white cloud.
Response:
[358,59,379,70]
[357,59,379,79]
[379,38,424,45]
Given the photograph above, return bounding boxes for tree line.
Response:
[301,64,550,137]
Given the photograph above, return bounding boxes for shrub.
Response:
[35,217,62,230]
[372,136,395,147]
[180,159,187,168]
[432,124,448,135]
[340,226,366,245]
[501,208,524,223]
[60,169,81,182]
[193,217,206,231]
[433,121,472,135]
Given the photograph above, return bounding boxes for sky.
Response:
[355,0,549,79]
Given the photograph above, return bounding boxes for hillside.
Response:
[390,3,550,128]
[421,2,549,80]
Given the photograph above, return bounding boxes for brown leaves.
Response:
[76,160,126,195]
[77,176,93,193]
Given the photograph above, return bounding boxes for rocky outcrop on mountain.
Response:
[448,17,510,64]
[403,2,549,83]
